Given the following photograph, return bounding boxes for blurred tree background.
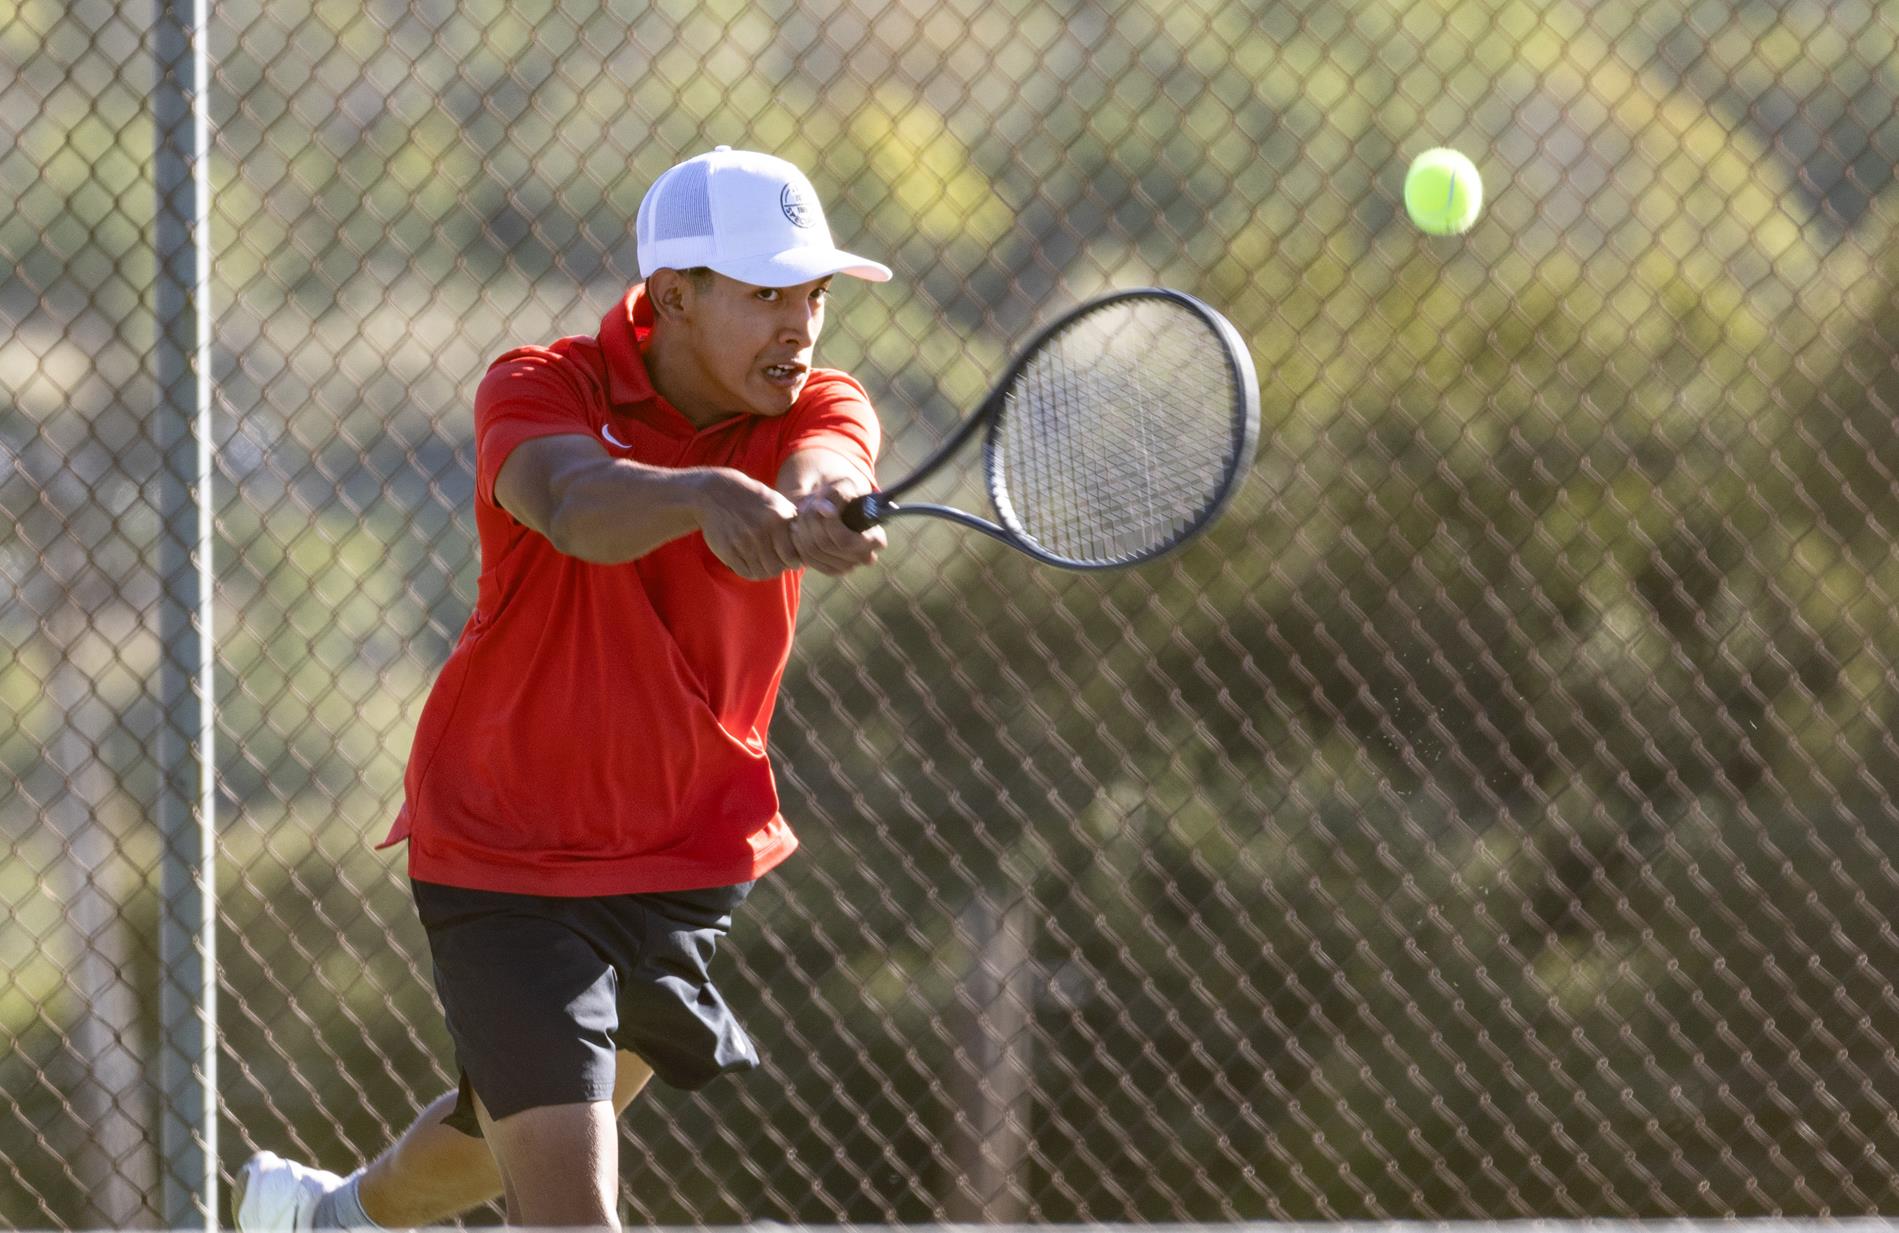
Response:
[6,0,1899,1224]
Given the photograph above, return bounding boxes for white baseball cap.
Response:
[636,146,892,287]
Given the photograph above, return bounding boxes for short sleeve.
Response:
[778,369,881,475]
[473,346,597,509]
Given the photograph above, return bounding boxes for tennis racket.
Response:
[841,288,1260,570]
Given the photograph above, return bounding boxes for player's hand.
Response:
[691,469,802,580]
[790,483,886,577]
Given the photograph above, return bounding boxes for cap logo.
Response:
[780,183,816,229]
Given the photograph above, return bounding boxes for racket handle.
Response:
[841,492,889,532]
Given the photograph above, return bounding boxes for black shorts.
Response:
[412,879,759,1137]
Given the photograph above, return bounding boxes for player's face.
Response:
[685,272,831,418]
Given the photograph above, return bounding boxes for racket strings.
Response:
[993,298,1245,565]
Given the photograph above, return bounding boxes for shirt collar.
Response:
[600,283,659,411]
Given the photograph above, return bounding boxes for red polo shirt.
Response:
[377,284,879,895]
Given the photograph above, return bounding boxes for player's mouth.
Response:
[761,361,807,388]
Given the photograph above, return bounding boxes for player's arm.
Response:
[496,434,801,578]
[779,446,886,577]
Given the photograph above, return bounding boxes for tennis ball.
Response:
[1404,148,1483,236]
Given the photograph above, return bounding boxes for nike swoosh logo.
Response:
[601,424,631,449]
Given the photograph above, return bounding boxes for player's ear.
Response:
[646,267,690,321]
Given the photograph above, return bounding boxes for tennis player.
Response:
[233,146,891,1231]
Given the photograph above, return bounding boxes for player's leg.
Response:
[233,1099,479,1232]
[475,1093,620,1229]
[372,880,762,1228]
[236,879,758,1232]
[352,1090,491,1226]
[234,1051,654,1231]
[354,1051,653,1227]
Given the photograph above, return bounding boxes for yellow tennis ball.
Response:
[1404,148,1483,236]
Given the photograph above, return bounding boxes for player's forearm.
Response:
[776,446,873,504]
[545,461,720,564]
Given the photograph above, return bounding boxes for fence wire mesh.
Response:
[7,0,1899,1226]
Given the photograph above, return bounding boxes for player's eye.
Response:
[755,288,780,303]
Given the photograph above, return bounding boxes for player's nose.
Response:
[778,302,817,347]
[778,290,824,343]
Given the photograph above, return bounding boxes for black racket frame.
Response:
[840,287,1261,570]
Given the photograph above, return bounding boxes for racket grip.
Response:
[841,492,888,532]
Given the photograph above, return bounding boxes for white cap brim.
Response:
[708,246,893,287]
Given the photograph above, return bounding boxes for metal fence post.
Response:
[153,0,217,1224]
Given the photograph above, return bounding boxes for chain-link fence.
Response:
[9,0,1899,1226]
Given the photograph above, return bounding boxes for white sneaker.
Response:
[232,1150,345,1232]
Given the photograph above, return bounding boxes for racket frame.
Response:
[843,287,1260,570]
